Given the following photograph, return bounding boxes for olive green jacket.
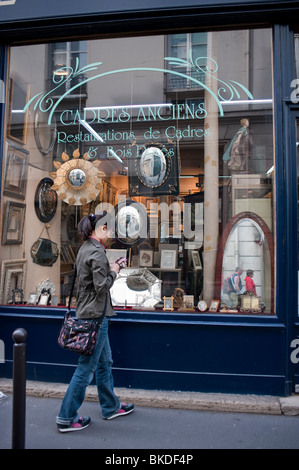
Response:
[75,238,117,319]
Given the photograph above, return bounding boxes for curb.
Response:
[2,378,298,415]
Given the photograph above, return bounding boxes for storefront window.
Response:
[0,28,275,314]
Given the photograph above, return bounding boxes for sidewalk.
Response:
[1,378,299,416]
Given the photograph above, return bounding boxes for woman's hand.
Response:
[110,262,121,275]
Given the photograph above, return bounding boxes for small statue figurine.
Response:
[223,118,253,173]
[173,287,185,308]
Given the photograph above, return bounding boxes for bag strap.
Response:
[67,267,108,321]
[67,267,77,310]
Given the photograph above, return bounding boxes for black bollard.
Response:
[12,328,27,450]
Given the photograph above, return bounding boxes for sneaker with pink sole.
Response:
[57,416,91,432]
[105,403,134,420]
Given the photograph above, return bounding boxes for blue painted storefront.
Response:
[0,1,299,396]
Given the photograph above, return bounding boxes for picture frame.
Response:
[0,259,27,304]
[183,295,194,309]
[160,248,177,269]
[106,249,127,267]
[209,300,220,312]
[3,141,29,199]
[38,294,49,306]
[139,250,153,267]
[7,74,29,145]
[11,288,24,304]
[163,296,174,311]
[27,292,38,305]
[1,201,26,245]
[191,250,201,269]
[240,293,262,313]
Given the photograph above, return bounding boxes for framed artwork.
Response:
[38,294,49,306]
[139,250,153,267]
[34,178,58,223]
[27,292,38,305]
[106,249,127,267]
[240,293,262,313]
[128,142,179,197]
[191,250,202,269]
[0,259,27,304]
[11,288,24,304]
[160,249,177,269]
[3,142,29,199]
[7,74,29,145]
[183,295,194,309]
[209,300,220,312]
[163,296,174,311]
[2,201,26,245]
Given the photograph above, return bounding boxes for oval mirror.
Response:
[68,169,86,187]
[214,212,274,313]
[115,199,148,245]
[138,147,167,188]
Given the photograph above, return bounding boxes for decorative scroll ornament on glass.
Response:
[50,149,105,205]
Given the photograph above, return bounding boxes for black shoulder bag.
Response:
[58,269,107,355]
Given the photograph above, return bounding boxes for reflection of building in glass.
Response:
[139,148,167,187]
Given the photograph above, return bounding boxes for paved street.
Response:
[1,393,299,450]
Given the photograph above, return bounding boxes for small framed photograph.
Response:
[51,295,59,306]
[209,300,220,312]
[160,249,177,269]
[38,294,49,306]
[183,295,194,309]
[139,250,153,267]
[191,250,201,269]
[27,292,37,305]
[163,296,174,311]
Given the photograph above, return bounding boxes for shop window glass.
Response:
[297,119,299,314]
[0,28,275,315]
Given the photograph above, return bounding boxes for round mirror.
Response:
[68,169,86,187]
[115,200,148,245]
[138,147,167,188]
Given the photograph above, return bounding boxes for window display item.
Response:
[50,149,105,205]
[128,143,179,196]
[31,237,59,266]
[34,177,58,223]
[30,224,59,266]
[110,268,161,307]
[198,300,207,312]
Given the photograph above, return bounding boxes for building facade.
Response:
[0,0,299,396]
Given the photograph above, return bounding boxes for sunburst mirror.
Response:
[50,149,105,206]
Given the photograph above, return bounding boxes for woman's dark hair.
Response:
[77,211,109,241]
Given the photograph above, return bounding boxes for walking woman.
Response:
[56,212,134,432]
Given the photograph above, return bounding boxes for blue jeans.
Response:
[56,317,120,424]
